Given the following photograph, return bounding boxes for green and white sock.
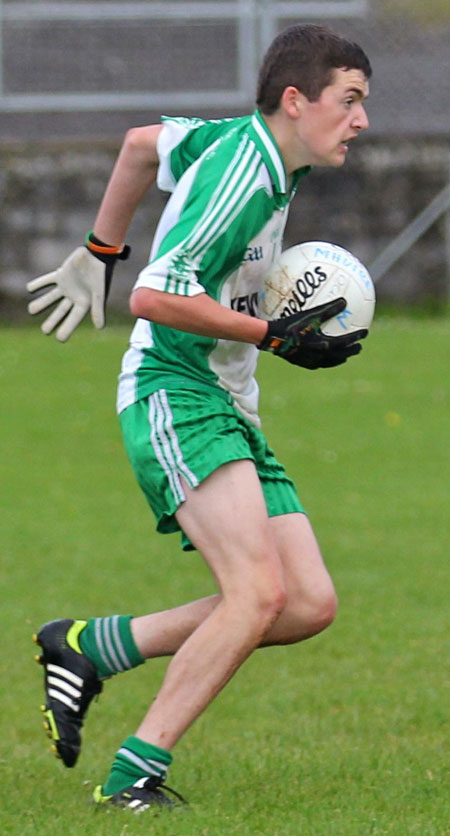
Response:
[79,615,145,679]
[102,736,173,796]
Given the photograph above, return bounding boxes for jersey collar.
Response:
[250,110,310,201]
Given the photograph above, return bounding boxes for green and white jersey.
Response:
[117,111,310,427]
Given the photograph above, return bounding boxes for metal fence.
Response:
[1,0,449,303]
[0,0,368,112]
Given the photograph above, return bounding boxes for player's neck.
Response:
[261,111,311,175]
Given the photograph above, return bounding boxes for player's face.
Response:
[295,68,369,167]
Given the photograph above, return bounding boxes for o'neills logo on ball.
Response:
[279,266,328,317]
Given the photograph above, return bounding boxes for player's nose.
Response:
[353,103,369,133]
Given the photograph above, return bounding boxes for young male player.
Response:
[29,24,371,810]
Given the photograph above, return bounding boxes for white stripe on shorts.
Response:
[148,391,199,505]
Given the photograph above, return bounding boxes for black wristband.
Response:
[87,231,114,248]
[85,230,131,262]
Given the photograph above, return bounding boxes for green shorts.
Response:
[119,388,305,551]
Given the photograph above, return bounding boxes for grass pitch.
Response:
[1,315,449,835]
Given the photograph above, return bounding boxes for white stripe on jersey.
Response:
[146,136,264,296]
[252,113,287,192]
[187,137,260,258]
[193,155,263,262]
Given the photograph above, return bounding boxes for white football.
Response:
[258,241,375,336]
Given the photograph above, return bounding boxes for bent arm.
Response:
[93,124,163,246]
[130,287,269,345]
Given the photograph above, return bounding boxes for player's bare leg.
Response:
[35,488,334,781]
[132,512,336,656]
[35,463,336,809]
[263,512,337,643]
[134,459,286,750]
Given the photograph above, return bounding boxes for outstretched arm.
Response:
[27,124,163,342]
[93,124,162,246]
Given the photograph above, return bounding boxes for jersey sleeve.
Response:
[156,115,245,193]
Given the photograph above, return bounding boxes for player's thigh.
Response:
[246,426,333,616]
[175,460,285,604]
[270,512,337,617]
[120,389,261,540]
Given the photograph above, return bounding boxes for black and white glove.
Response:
[26,232,130,342]
[258,297,367,369]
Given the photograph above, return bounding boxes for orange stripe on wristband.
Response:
[87,240,124,255]
[85,230,125,255]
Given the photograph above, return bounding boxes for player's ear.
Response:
[280,86,306,119]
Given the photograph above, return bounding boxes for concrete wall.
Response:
[1,134,449,319]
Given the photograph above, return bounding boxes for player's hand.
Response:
[284,331,366,369]
[26,234,130,342]
[257,297,368,369]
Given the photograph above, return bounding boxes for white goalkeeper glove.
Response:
[26,232,130,342]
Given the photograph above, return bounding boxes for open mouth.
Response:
[339,136,357,153]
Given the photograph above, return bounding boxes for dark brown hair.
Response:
[256,24,372,115]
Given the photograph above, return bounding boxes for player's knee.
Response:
[253,580,287,631]
[245,573,287,635]
[283,582,337,643]
[305,585,338,635]
[267,583,288,623]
